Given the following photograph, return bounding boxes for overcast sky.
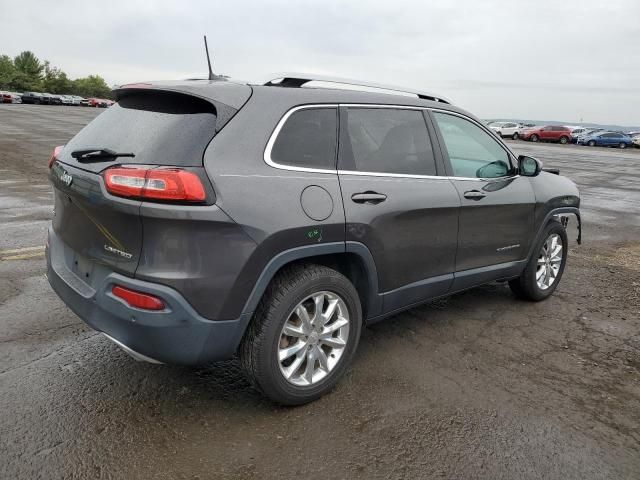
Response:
[2,0,639,125]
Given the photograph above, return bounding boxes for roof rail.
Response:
[262,72,451,104]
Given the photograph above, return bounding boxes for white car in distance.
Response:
[488,121,524,139]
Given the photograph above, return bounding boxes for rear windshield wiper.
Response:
[71,148,135,162]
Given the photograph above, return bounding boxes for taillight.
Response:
[112,285,165,311]
[48,145,64,168]
[104,167,206,202]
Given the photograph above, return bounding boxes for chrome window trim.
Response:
[263,104,339,174]
[337,169,447,180]
[263,103,518,181]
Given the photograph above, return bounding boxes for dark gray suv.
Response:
[46,74,581,404]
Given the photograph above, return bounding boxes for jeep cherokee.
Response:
[46,74,581,405]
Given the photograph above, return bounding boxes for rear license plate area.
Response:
[71,252,96,284]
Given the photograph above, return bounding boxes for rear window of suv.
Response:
[269,108,338,170]
[63,91,219,167]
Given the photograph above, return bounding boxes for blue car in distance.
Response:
[577,131,634,149]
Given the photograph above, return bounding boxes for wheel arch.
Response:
[526,207,581,262]
[240,241,382,321]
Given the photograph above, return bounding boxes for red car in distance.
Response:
[87,98,114,108]
[520,125,572,144]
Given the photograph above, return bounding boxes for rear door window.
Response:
[62,91,219,168]
[339,108,437,176]
[433,112,511,179]
[269,107,338,170]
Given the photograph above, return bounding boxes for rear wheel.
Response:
[512,132,519,140]
[619,142,626,149]
[559,136,568,144]
[509,221,567,301]
[588,140,596,147]
[530,134,539,142]
[240,264,362,405]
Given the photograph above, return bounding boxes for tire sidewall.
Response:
[258,271,362,404]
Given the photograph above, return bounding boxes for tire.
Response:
[588,140,596,147]
[559,136,568,144]
[512,132,519,140]
[530,134,539,142]
[509,220,568,301]
[240,263,362,405]
[619,142,626,149]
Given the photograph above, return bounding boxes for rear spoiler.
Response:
[113,81,252,133]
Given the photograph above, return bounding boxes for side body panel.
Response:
[202,90,346,319]
[447,176,536,271]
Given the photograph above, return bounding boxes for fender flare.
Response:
[526,207,581,262]
[240,241,382,318]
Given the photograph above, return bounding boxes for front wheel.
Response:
[588,140,596,147]
[559,136,568,144]
[619,142,626,149]
[512,132,519,140]
[240,264,362,405]
[530,134,539,142]
[509,221,568,301]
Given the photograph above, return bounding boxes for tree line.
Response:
[0,51,113,99]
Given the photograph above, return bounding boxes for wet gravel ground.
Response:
[1,104,639,479]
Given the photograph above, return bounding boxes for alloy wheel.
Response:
[277,291,350,386]
[536,233,563,290]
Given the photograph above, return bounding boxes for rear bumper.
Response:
[46,228,252,365]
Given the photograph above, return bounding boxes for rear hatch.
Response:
[50,82,251,276]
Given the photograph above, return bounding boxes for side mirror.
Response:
[518,155,542,177]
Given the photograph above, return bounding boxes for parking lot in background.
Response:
[1,105,639,479]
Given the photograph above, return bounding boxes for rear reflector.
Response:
[48,145,64,168]
[112,285,165,311]
[104,167,206,202]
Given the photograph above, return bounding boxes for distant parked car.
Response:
[79,97,90,107]
[40,93,53,104]
[577,131,634,148]
[21,92,43,104]
[571,128,605,143]
[69,95,84,106]
[569,127,589,137]
[87,97,103,107]
[10,92,22,103]
[520,125,572,144]
[59,95,74,105]
[489,122,523,139]
[48,94,63,105]
[0,91,13,103]
[632,135,640,148]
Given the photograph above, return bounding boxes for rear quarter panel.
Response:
[202,89,346,319]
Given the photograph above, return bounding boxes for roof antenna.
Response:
[204,35,216,80]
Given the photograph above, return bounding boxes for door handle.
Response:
[351,191,387,204]
[463,190,486,200]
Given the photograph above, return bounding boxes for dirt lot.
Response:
[1,104,639,479]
